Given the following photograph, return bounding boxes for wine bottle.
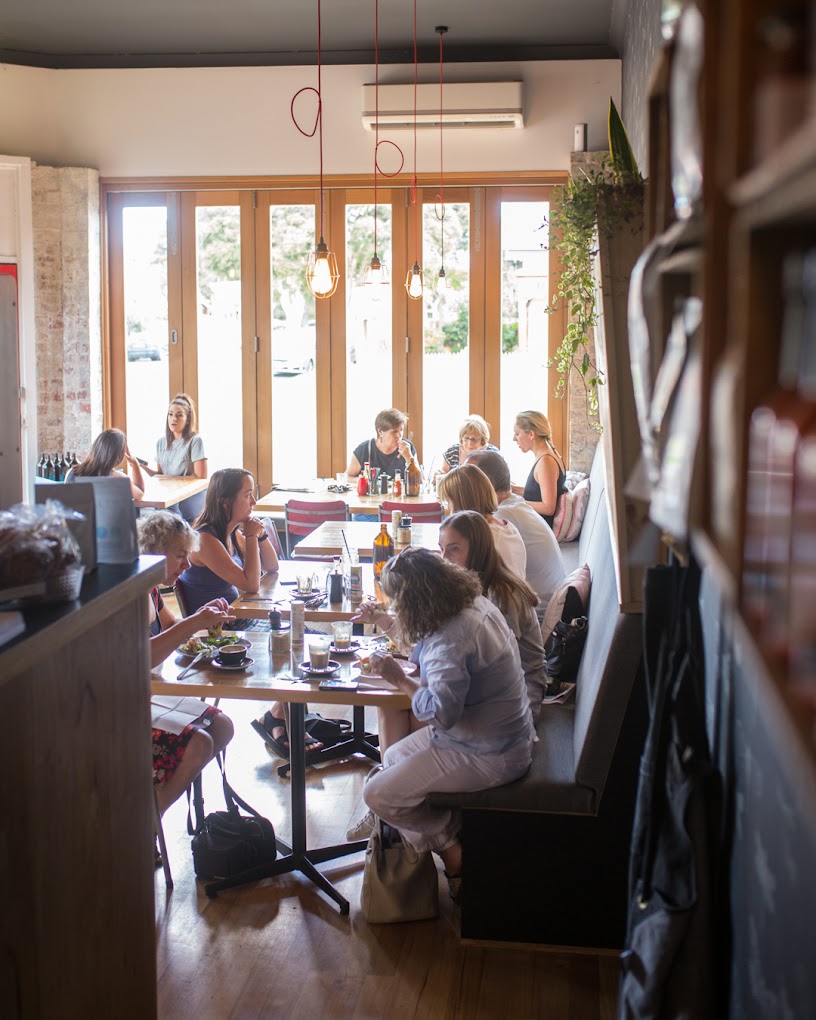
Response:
[36,452,45,477]
[53,452,63,482]
[44,454,54,480]
[373,522,395,577]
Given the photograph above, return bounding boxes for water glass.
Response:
[308,635,331,669]
[296,572,314,594]
[331,621,353,649]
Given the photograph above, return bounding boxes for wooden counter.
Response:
[0,556,165,1019]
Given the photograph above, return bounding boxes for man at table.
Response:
[466,449,566,622]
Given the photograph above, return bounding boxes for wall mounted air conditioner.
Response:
[362,81,524,130]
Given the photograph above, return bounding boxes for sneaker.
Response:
[346,808,375,841]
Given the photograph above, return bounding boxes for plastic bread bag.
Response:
[0,501,84,599]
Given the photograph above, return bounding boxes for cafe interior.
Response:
[3,0,816,1017]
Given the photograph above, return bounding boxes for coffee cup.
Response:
[331,621,353,649]
[218,643,247,666]
[307,635,331,669]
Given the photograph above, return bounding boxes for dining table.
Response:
[255,482,440,517]
[229,558,385,622]
[135,474,209,509]
[151,634,411,913]
[292,520,441,559]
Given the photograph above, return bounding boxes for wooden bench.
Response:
[430,446,647,949]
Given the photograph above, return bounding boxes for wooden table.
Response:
[230,559,384,621]
[152,635,410,912]
[293,520,441,558]
[256,483,440,517]
[135,475,208,509]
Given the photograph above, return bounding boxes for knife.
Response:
[176,650,207,681]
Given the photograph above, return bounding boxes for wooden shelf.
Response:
[729,117,816,217]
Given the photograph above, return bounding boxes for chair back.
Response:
[173,580,191,619]
[284,499,349,556]
[378,500,444,524]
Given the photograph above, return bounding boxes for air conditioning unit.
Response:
[362,81,524,130]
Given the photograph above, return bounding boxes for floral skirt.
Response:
[152,706,221,787]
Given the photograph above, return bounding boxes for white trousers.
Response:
[364,727,533,854]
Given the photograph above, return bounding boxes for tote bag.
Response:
[360,818,439,923]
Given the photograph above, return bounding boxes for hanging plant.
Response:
[546,99,644,428]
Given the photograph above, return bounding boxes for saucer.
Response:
[329,640,361,656]
[212,657,254,671]
[290,588,322,600]
[297,659,341,676]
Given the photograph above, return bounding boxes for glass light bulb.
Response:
[311,256,333,296]
[405,262,424,300]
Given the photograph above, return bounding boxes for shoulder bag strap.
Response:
[215,749,266,821]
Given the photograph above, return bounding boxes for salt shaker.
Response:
[397,515,412,546]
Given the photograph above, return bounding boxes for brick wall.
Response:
[31,166,101,458]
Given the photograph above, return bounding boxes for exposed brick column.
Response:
[31,165,101,458]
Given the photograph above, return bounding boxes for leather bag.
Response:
[360,818,439,923]
[544,614,588,693]
[187,752,277,880]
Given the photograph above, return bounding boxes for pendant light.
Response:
[435,26,451,293]
[363,0,390,293]
[404,0,424,301]
[300,0,339,299]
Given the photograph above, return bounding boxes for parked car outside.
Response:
[272,322,315,375]
[127,338,162,362]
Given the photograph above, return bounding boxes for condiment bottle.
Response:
[268,608,291,655]
[390,509,402,540]
[397,515,412,546]
[393,470,402,496]
[357,463,370,496]
[373,522,395,577]
[290,600,305,646]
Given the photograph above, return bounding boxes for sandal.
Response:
[251,712,323,761]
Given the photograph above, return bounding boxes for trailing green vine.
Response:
[545,99,643,429]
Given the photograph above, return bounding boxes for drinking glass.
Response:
[296,572,314,594]
[331,621,353,649]
[307,635,331,669]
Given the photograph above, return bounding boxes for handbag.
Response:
[544,614,588,693]
[360,818,439,923]
[304,713,352,747]
[187,752,277,880]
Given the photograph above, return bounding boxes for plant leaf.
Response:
[608,98,640,182]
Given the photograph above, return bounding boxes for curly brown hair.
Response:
[379,546,482,645]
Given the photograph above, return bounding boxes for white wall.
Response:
[0,60,620,177]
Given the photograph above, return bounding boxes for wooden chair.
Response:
[378,500,444,524]
[284,499,349,556]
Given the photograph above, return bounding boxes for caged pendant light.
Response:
[404,0,424,301]
[298,0,339,299]
[434,26,451,293]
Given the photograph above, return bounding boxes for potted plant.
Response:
[546,99,644,428]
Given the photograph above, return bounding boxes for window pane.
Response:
[270,204,317,481]
[345,203,392,453]
[498,200,550,481]
[423,202,470,471]
[123,206,169,462]
[195,206,243,473]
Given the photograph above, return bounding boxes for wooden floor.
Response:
[154,593,619,1020]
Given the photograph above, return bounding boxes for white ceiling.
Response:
[0,0,623,68]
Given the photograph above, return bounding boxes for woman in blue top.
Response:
[363,547,534,902]
[177,468,279,613]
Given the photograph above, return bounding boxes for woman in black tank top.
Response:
[511,410,567,528]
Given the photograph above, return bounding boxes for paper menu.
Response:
[150,695,209,735]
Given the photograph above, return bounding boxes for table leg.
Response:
[204,701,368,913]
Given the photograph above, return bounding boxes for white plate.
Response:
[211,656,255,672]
[355,659,419,682]
[297,659,341,676]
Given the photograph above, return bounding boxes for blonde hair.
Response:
[137,511,199,555]
[514,410,563,461]
[437,464,498,516]
[458,414,491,445]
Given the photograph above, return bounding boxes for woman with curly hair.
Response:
[67,427,146,499]
[361,547,534,901]
[437,462,527,578]
[137,511,234,822]
[439,510,548,722]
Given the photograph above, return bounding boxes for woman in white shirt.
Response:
[143,393,208,479]
[437,463,527,578]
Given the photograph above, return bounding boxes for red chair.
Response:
[284,499,349,556]
[377,500,444,524]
